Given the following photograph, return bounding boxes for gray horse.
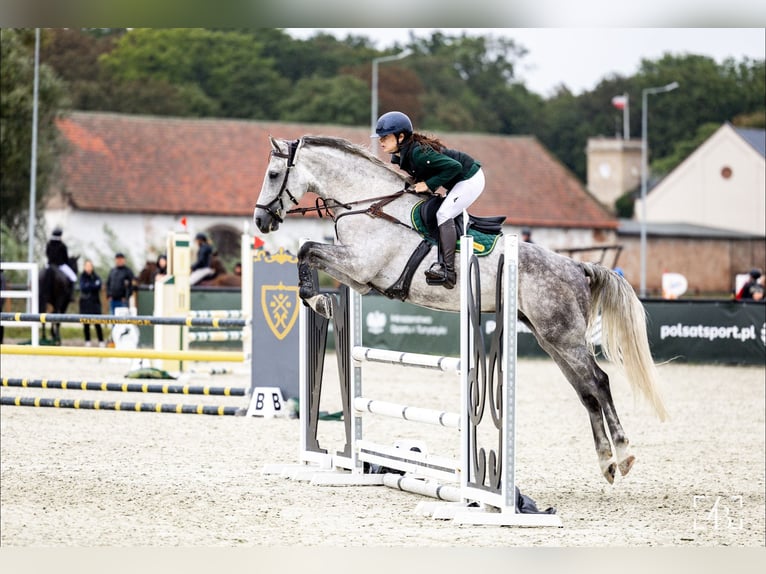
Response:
[253,135,668,484]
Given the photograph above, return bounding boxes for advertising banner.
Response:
[251,248,301,399]
[346,296,765,365]
[644,300,765,365]
[349,296,548,358]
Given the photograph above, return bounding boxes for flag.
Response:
[611,95,627,110]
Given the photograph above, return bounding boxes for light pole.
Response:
[639,81,679,298]
[371,49,412,155]
[27,28,41,263]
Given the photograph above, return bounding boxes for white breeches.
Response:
[436,168,485,225]
[59,264,77,282]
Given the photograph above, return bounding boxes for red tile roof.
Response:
[53,112,617,229]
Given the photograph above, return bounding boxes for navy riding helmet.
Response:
[373,111,413,138]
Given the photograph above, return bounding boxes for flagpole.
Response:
[623,93,630,140]
[611,93,630,140]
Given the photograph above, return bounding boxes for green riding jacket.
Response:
[392,139,480,193]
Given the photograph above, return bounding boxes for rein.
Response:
[291,189,430,239]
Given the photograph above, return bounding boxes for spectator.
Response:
[233,262,242,277]
[190,232,215,285]
[106,252,135,314]
[152,254,168,283]
[752,275,765,302]
[522,229,533,243]
[735,268,763,301]
[79,259,105,346]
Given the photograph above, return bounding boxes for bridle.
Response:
[255,139,301,224]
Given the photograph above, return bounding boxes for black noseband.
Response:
[255,139,301,223]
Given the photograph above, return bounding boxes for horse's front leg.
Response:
[298,241,373,319]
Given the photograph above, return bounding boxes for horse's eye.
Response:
[268,171,280,180]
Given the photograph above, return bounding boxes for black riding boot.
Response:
[424,221,457,289]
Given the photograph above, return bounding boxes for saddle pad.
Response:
[410,201,501,257]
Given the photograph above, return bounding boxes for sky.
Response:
[286,28,765,97]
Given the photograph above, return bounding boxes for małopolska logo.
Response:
[366,311,387,335]
[261,282,300,340]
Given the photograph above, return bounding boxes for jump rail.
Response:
[351,346,461,373]
[0,312,248,328]
[0,344,245,362]
[188,331,245,343]
[0,395,244,416]
[353,397,460,428]
[2,378,247,396]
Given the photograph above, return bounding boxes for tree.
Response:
[633,54,764,160]
[100,29,289,119]
[0,29,68,247]
[406,32,532,133]
[278,75,369,125]
[40,28,125,112]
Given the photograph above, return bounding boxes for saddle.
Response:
[418,195,506,239]
[380,196,506,301]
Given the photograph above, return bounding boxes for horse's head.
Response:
[254,137,308,233]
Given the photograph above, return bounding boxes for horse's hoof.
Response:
[299,286,316,299]
[618,455,636,477]
[314,295,334,320]
[600,460,616,484]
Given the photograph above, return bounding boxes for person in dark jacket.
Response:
[78,259,104,346]
[373,111,485,289]
[190,232,215,285]
[736,268,764,301]
[106,252,135,314]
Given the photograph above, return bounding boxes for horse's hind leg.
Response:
[560,347,635,477]
[596,373,635,477]
[535,341,619,483]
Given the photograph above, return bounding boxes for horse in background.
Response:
[197,254,241,287]
[136,255,241,288]
[39,255,79,344]
[136,261,157,286]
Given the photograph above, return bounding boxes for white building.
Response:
[634,123,766,237]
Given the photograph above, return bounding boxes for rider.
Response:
[372,111,485,289]
[45,227,77,284]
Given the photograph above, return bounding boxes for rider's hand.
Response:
[411,182,430,193]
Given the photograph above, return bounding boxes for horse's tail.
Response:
[582,263,668,421]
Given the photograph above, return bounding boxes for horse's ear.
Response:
[269,135,280,151]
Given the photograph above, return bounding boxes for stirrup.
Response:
[424,262,445,279]
[424,264,456,289]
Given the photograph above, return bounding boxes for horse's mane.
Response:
[300,135,407,182]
